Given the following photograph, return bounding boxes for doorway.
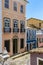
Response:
[4,40,10,52]
[13,39,18,54]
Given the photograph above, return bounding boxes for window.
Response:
[20,5,23,13]
[4,18,10,28]
[39,23,41,27]
[4,18,11,32]
[20,20,25,32]
[39,38,41,43]
[13,19,19,32]
[32,43,36,48]
[13,19,18,28]
[4,40,10,52]
[13,2,17,11]
[5,0,9,8]
[20,20,25,29]
[20,39,24,48]
[42,38,43,42]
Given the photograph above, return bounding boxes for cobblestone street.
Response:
[13,54,30,65]
[4,53,30,65]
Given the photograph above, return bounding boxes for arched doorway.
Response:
[13,36,18,54]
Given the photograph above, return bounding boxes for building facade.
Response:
[26,28,36,50]
[0,0,27,55]
[36,30,43,48]
[27,18,43,49]
[27,18,43,29]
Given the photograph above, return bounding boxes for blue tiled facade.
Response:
[27,28,36,50]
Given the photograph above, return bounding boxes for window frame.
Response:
[13,19,18,28]
[20,20,25,29]
[4,17,10,28]
[20,5,24,13]
[4,0,9,8]
[13,2,17,11]
[39,38,42,43]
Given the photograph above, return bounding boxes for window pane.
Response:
[5,0,9,3]
[20,5,23,13]
[13,20,18,27]
[4,18,10,27]
[20,21,25,30]
[5,3,9,8]
[5,0,9,8]
[39,38,41,43]
[13,2,17,11]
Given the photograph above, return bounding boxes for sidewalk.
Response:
[9,52,29,59]
[6,52,30,65]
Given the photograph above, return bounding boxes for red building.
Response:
[36,30,43,48]
[30,48,43,65]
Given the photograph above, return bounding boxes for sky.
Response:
[26,0,43,20]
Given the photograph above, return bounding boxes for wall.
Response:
[36,34,43,47]
[2,0,26,55]
[0,0,2,53]
[30,53,43,65]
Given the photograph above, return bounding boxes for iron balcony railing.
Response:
[13,28,19,32]
[4,27,11,33]
[20,28,25,32]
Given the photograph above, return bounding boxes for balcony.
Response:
[4,28,11,33]
[20,28,25,33]
[13,28,19,33]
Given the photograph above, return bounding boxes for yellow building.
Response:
[0,0,28,55]
[27,18,43,29]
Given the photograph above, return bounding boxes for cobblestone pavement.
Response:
[12,54,30,65]
[4,53,30,65]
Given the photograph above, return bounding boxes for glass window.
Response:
[39,38,42,43]
[39,23,41,27]
[42,38,43,42]
[20,20,25,29]
[13,2,17,11]
[20,39,24,48]
[13,19,18,28]
[4,18,10,28]
[5,0,9,8]
[20,5,23,13]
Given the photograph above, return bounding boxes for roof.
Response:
[27,18,43,22]
[29,48,43,53]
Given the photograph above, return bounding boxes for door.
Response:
[13,39,18,54]
[4,40,10,52]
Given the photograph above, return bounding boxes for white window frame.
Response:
[37,57,43,65]
[4,18,10,28]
